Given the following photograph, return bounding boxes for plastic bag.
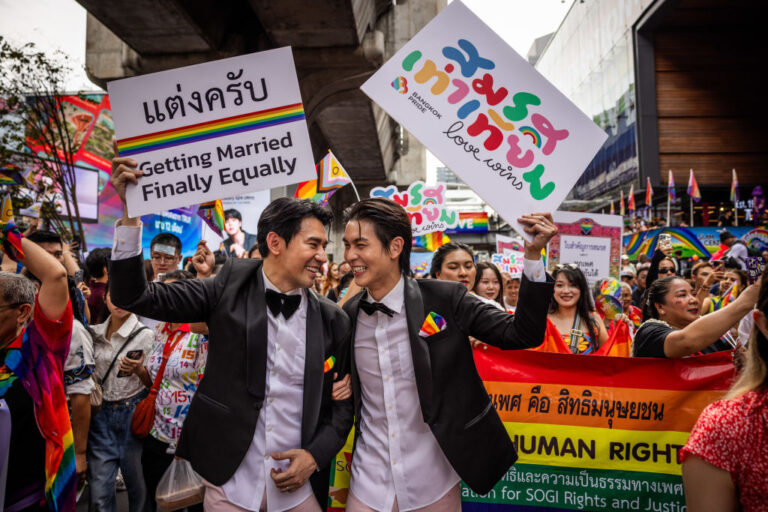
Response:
[155,458,205,511]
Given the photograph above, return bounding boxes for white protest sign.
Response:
[361,1,607,240]
[108,47,316,217]
[370,181,448,235]
[491,251,524,279]
[548,211,623,287]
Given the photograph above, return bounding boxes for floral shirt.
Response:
[147,323,207,446]
[680,389,768,511]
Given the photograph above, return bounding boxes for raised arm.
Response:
[20,237,69,320]
[664,283,758,358]
[457,212,557,349]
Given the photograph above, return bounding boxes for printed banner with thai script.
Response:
[463,348,732,511]
[549,211,623,288]
[108,47,315,217]
[360,1,607,240]
[326,349,733,512]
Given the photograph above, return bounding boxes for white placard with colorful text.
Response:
[108,47,316,217]
[361,1,608,240]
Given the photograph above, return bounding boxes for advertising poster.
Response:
[108,47,316,217]
[361,1,607,240]
[548,211,623,286]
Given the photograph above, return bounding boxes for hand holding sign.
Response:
[518,212,558,260]
[110,141,143,225]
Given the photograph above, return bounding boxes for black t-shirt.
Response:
[633,321,732,358]
[4,377,46,505]
[633,322,672,358]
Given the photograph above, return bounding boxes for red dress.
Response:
[680,389,768,510]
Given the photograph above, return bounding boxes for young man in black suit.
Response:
[341,198,556,512]
[108,157,353,512]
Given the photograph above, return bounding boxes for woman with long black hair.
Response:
[547,265,608,354]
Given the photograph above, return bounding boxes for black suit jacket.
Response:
[343,274,553,495]
[110,256,354,485]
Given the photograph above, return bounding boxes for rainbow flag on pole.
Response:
[619,190,625,216]
[687,169,701,203]
[730,168,739,202]
[295,150,353,205]
[317,150,352,192]
[667,170,676,201]
[628,184,636,215]
[198,199,226,237]
[609,200,615,215]
[645,177,653,206]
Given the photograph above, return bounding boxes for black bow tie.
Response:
[359,300,395,317]
[265,289,301,319]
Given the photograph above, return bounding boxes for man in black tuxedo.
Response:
[340,198,556,512]
[108,157,353,512]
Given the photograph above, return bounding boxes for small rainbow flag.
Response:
[323,356,335,373]
[198,199,225,237]
[317,150,351,192]
[687,169,701,203]
[418,312,446,337]
[116,103,305,156]
[668,169,676,201]
[609,200,615,215]
[294,177,334,205]
[628,184,636,214]
[730,168,739,202]
[645,176,654,206]
[619,190,625,216]
[0,163,25,186]
[413,231,450,251]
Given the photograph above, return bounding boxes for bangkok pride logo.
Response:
[392,76,408,94]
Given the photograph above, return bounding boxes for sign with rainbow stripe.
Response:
[360,1,607,241]
[326,349,732,511]
[108,47,316,217]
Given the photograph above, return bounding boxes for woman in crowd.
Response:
[131,270,207,512]
[700,268,748,315]
[88,285,154,512]
[472,261,505,310]
[548,265,608,354]
[633,275,758,358]
[680,271,768,510]
[430,242,476,289]
[607,282,642,339]
[501,272,520,312]
[322,262,341,300]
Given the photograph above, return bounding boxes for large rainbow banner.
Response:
[327,349,734,512]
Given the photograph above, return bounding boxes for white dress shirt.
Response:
[112,221,312,511]
[350,276,460,512]
[220,270,311,512]
[350,259,546,511]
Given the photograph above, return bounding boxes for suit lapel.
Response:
[301,290,324,444]
[404,277,433,423]
[346,291,364,422]
[245,262,268,399]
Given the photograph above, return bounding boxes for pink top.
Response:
[680,389,768,511]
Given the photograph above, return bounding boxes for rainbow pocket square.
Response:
[323,356,336,373]
[419,312,447,338]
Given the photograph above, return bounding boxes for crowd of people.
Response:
[1,154,766,512]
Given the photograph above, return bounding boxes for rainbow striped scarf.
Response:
[0,302,76,512]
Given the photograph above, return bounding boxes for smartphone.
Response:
[73,269,84,285]
[658,233,672,250]
[117,350,144,378]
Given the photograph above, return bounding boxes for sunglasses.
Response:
[658,268,675,275]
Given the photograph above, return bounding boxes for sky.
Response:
[0,0,572,181]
